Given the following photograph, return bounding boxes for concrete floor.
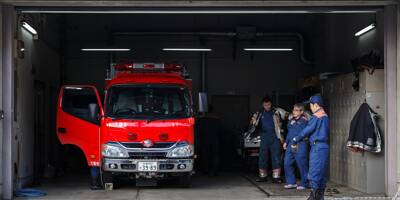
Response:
[15,172,390,200]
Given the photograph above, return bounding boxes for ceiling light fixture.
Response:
[244,48,293,51]
[355,24,375,37]
[22,22,37,35]
[163,48,212,52]
[81,48,131,52]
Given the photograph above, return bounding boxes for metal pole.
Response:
[2,5,15,200]
[201,52,206,92]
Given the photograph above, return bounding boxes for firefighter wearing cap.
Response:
[291,94,329,200]
[283,103,309,190]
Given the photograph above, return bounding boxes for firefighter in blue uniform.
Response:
[291,95,329,200]
[253,96,285,183]
[283,103,309,190]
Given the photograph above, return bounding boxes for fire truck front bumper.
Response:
[102,158,194,173]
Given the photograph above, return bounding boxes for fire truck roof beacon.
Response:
[22,22,38,35]
[355,23,375,37]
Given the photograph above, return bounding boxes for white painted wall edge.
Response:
[0,4,3,199]
[1,5,14,200]
[397,1,400,187]
[384,4,398,197]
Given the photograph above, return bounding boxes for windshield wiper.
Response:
[146,116,172,123]
[111,115,132,121]
[110,114,142,121]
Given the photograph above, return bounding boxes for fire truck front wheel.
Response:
[100,170,114,190]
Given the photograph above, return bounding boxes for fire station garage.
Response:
[0,1,399,200]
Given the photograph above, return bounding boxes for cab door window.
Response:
[62,87,100,124]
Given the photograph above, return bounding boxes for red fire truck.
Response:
[56,63,195,189]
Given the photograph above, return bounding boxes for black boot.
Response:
[90,177,102,190]
[307,190,316,200]
[255,176,268,182]
[271,177,282,184]
[315,189,325,200]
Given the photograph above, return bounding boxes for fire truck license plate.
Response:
[138,162,158,172]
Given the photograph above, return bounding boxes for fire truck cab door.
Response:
[57,85,104,167]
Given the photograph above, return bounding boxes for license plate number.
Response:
[138,162,158,172]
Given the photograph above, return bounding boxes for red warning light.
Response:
[114,63,133,71]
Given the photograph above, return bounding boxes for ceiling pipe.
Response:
[256,32,312,65]
[112,31,313,65]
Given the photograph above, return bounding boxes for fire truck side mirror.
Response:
[88,103,100,124]
[198,92,208,113]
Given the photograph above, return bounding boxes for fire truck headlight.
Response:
[166,144,194,158]
[102,143,129,158]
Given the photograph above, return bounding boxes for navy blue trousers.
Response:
[259,131,282,170]
[284,141,309,187]
[308,143,329,189]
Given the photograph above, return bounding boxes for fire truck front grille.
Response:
[128,152,167,159]
[121,142,175,149]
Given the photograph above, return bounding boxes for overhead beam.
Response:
[3,0,397,7]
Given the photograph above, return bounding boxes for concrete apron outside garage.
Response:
[243,173,388,199]
[15,173,267,200]
[14,172,390,200]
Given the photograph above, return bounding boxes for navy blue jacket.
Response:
[293,109,329,145]
[286,116,308,144]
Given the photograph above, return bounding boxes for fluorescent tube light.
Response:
[163,48,212,52]
[355,24,375,37]
[22,22,37,35]
[81,48,131,52]
[244,48,293,51]
[329,11,376,13]
[21,10,312,14]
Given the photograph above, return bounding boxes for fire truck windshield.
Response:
[105,84,191,120]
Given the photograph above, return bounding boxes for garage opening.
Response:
[11,8,388,199]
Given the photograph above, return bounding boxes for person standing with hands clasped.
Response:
[291,95,329,200]
[283,103,309,190]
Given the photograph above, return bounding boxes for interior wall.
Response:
[16,14,61,187]
[314,12,384,73]
[314,12,385,192]
[65,39,311,114]
[61,13,382,116]
[62,14,320,116]
[17,28,35,187]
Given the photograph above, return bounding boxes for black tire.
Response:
[178,175,192,188]
[100,170,114,190]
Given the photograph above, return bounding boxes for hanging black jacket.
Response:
[347,103,382,153]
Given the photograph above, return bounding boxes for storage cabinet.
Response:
[322,69,385,194]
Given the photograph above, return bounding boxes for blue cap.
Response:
[304,94,324,106]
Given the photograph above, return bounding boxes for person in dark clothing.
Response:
[252,96,285,183]
[90,166,102,190]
